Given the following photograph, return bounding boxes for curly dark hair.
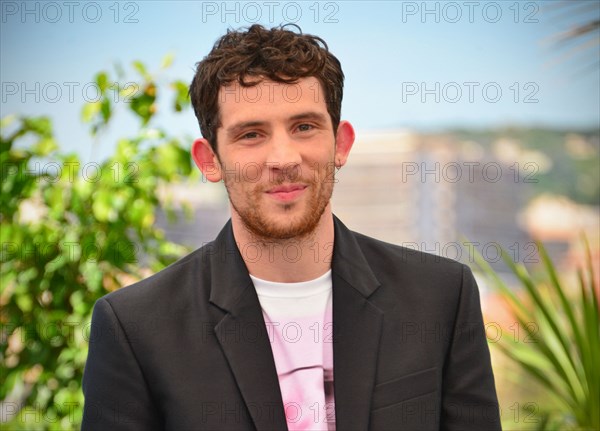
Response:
[189,24,344,153]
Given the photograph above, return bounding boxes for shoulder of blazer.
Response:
[337,220,483,350]
[95,227,237,325]
[332,216,470,310]
[353,230,464,271]
[100,243,211,306]
[335,216,466,279]
[96,219,249,317]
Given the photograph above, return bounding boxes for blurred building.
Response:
[332,130,531,272]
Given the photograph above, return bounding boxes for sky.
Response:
[1,1,599,160]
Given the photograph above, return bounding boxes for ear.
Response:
[191,138,222,182]
[334,120,355,168]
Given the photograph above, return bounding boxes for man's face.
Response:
[209,77,344,240]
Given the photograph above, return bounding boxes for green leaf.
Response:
[132,60,149,80]
[1,114,17,129]
[171,80,190,112]
[161,53,175,69]
[33,137,58,156]
[129,83,157,125]
[24,117,52,137]
[91,190,118,222]
[81,102,101,123]
[129,198,154,228]
[119,83,140,101]
[100,98,111,123]
[95,71,109,92]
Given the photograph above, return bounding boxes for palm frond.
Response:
[475,239,600,430]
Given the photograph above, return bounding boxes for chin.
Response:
[265,218,314,239]
[247,209,321,240]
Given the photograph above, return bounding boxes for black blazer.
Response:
[82,216,501,430]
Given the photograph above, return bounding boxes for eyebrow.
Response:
[225,121,266,138]
[288,112,329,123]
[225,112,329,137]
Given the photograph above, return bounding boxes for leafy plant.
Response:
[475,240,599,430]
[1,56,195,430]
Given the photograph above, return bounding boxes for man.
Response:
[82,24,501,430]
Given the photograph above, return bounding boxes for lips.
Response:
[265,184,307,202]
[267,184,306,194]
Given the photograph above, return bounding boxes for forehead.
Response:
[217,77,328,125]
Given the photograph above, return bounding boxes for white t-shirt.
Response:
[251,270,335,431]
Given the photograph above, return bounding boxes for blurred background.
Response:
[1,1,599,429]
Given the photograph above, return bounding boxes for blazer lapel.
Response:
[331,216,384,430]
[208,222,288,431]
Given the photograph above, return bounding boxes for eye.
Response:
[297,123,314,132]
[241,131,259,139]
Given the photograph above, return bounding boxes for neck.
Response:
[231,206,335,283]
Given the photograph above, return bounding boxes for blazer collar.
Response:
[207,219,254,313]
[331,215,381,297]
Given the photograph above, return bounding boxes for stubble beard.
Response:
[224,166,334,243]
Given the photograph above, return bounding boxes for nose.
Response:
[265,129,302,174]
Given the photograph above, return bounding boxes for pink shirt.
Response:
[251,270,335,431]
